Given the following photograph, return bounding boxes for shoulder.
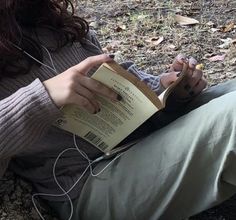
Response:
[84,29,102,51]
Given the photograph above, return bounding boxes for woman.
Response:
[0,0,235,220]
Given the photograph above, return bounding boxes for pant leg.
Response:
[150,78,236,130]
[187,78,236,111]
[77,91,236,220]
[50,79,236,220]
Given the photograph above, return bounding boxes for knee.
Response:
[206,91,236,116]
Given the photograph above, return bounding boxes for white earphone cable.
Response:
[26,44,124,220]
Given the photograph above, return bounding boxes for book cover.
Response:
[54,61,187,153]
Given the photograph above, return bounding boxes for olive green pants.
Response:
[49,79,236,220]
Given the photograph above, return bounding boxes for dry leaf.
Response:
[220,22,235,33]
[90,21,99,29]
[145,36,164,46]
[115,25,126,32]
[166,44,176,50]
[210,28,220,33]
[208,54,226,62]
[206,21,215,27]
[102,41,121,53]
[218,38,234,49]
[174,15,199,25]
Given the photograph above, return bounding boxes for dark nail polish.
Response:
[181,58,189,64]
[184,84,191,91]
[109,54,115,59]
[117,94,123,101]
[176,72,181,77]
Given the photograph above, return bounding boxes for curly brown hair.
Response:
[0,0,89,79]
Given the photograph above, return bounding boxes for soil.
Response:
[1,0,236,219]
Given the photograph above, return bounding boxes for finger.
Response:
[79,76,121,101]
[72,54,113,75]
[70,94,97,114]
[194,78,208,93]
[189,79,207,97]
[188,57,198,70]
[170,54,188,72]
[160,72,179,88]
[74,86,101,112]
[188,69,203,88]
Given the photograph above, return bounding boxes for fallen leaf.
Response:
[218,38,234,49]
[174,15,199,25]
[137,14,149,20]
[203,53,215,59]
[102,41,121,53]
[115,25,126,32]
[220,22,235,33]
[90,21,99,29]
[145,36,164,46]
[206,21,215,27]
[208,54,226,62]
[166,44,176,50]
[210,28,220,33]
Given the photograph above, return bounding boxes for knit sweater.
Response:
[0,30,163,201]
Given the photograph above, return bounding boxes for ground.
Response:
[1,0,236,219]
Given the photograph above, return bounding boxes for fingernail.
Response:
[184,84,191,91]
[178,54,187,62]
[190,63,197,69]
[117,94,123,101]
[190,57,197,66]
[109,54,115,59]
[182,58,189,63]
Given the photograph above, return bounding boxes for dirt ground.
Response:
[77,0,236,86]
[1,0,236,219]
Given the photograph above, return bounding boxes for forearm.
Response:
[0,79,61,159]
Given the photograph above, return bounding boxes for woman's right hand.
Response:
[43,54,121,114]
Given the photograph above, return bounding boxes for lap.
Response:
[50,79,236,220]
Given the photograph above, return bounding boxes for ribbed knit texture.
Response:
[0,30,163,201]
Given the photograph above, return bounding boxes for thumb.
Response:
[170,54,188,72]
[160,72,179,88]
[73,54,113,75]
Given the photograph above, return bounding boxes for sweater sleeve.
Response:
[0,79,61,160]
[120,61,165,95]
[86,29,103,51]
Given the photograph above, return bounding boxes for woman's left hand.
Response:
[160,54,208,101]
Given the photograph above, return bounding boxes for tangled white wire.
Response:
[21,44,123,220]
[32,135,122,220]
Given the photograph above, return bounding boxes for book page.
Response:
[55,64,159,153]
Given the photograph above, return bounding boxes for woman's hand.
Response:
[160,54,208,101]
[43,54,121,114]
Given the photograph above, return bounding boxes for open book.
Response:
[55,61,188,153]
